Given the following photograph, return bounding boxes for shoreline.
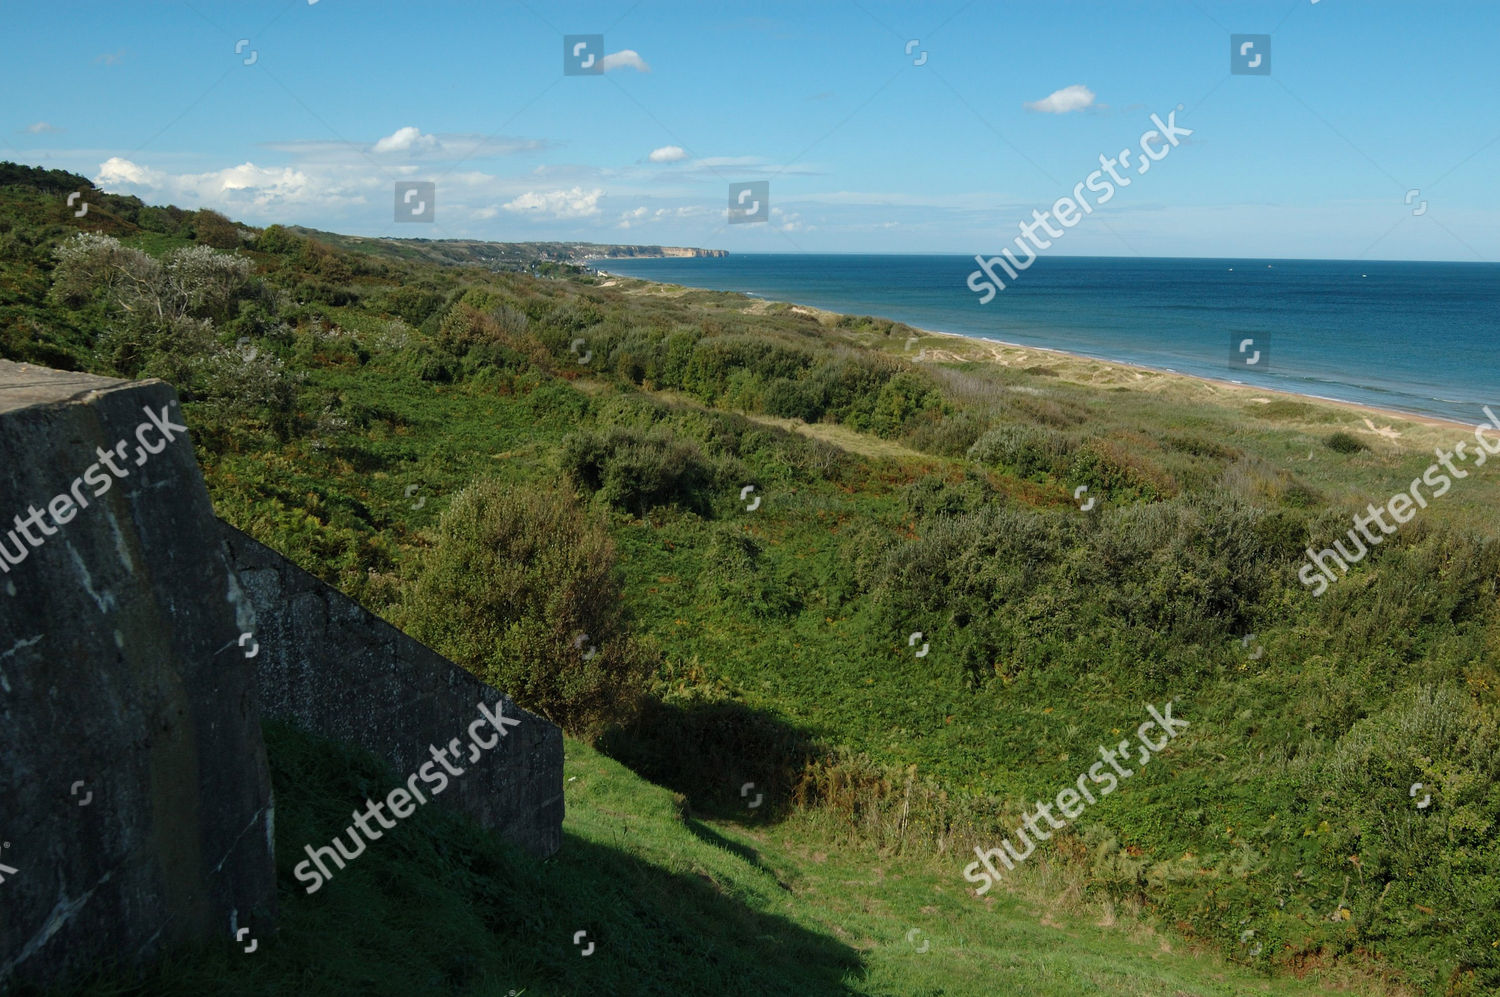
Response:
[597,268,1479,437]
[909,323,1477,434]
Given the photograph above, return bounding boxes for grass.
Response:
[41,723,1401,997]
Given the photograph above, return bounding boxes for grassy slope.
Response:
[52,724,1379,997]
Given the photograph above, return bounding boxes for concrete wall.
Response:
[0,361,275,987]
[222,526,564,859]
[0,358,563,989]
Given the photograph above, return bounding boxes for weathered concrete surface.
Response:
[0,357,565,989]
[222,525,564,859]
[0,360,275,988]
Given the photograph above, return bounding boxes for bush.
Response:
[696,522,801,618]
[51,233,254,334]
[763,376,825,422]
[401,480,654,734]
[1294,684,1500,988]
[560,425,716,516]
[1069,436,1177,500]
[252,223,305,256]
[190,208,242,249]
[1325,431,1369,454]
[906,409,985,457]
[378,285,447,327]
[967,423,1075,478]
[868,371,939,438]
[811,353,900,428]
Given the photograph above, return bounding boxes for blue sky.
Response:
[3,0,1498,260]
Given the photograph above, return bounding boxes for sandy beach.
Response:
[907,322,1478,434]
[609,273,1481,450]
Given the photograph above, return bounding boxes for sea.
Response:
[597,255,1499,424]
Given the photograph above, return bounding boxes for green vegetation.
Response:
[38,724,1374,997]
[398,480,656,734]
[5,163,1497,996]
[1327,430,1372,454]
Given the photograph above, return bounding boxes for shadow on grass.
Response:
[596,695,824,821]
[683,817,779,880]
[36,722,863,997]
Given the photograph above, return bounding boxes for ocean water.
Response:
[598,255,1499,424]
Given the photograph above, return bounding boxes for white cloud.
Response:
[670,155,824,179]
[97,156,163,186]
[24,121,62,134]
[502,186,604,219]
[87,150,640,236]
[372,125,439,154]
[648,145,686,163]
[771,206,808,233]
[1025,84,1096,114]
[264,132,544,163]
[792,189,1000,211]
[602,49,650,73]
[617,206,648,228]
[687,155,764,169]
[653,205,712,220]
[94,157,337,213]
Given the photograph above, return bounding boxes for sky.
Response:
[3,0,1498,261]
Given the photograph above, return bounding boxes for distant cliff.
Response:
[283,229,725,269]
[588,246,728,259]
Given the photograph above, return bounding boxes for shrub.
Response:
[190,208,242,249]
[378,285,447,327]
[1069,436,1177,500]
[560,425,715,516]
[811,353,900,428]
[967,423,1075,478]
[906,409,985,457]
[50,232,158,310]
[252,223,305,256]
[189,349,302,440]
[1295,684,1500,988]
[51,234,254,333]
[901,470,991,519]
[1325,431,1369,454]
[868,371,939,438]
[401,480,654,734]
[696,522,800,618]
[763,377,825,422]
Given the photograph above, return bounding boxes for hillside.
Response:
[37,722,1368,997]
[283,227,726,271]
[2,162,1496,996]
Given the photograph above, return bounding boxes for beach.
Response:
[606,271,1481,456]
